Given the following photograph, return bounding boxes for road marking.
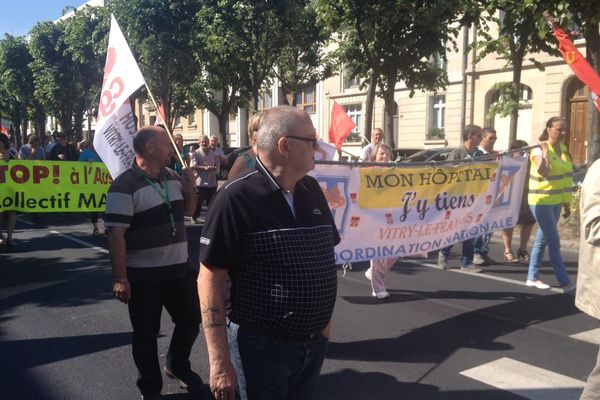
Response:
[407,260,566,294]
[460,357,584,400]
[49,230,109,254]
[571,328,600,345]
[0,281,68,300]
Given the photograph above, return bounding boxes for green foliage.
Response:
[28,6,109,140]
[274,1,337,104]
[0,34,35,145]
[316,0,468,147]
[110,0,201,129]
[477,0,558,133]
[194,0,290,112]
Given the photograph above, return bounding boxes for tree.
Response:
[191,0,254,146]
[62,5,110,138]
[477,0,558,144]
[317,0,469,148]
[274,1,337,106]
[28,22,76,138]
[110,0,201,130]
[0,35,38,147]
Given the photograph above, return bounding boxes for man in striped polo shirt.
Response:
[105,126,201,400]
[199,106,340,400]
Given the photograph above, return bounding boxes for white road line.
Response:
[49,230,109,254]
[571,328,600,345]
[405,260,565,294]
[460,357,584,400]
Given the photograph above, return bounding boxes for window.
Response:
[490,84,533,104]
[427,95,446,139]
[295,85,316,113]
[342,104,362,143]
[139,107,145,126]
[188,111,196,126]
[430,51,446,72]
[343,66,360,89]
[175,116,182,127]
[258,91,272,112]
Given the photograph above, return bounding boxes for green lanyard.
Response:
[144,174,176,237]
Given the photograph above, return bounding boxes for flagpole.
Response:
[144,84,187,167]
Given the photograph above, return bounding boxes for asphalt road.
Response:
[0,213,595,400]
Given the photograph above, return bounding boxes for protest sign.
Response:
[0,161,111,212]
[313,156,528,264]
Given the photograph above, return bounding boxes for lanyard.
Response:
[144,174,177,237]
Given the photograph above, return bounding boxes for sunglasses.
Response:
[285,135,319,150]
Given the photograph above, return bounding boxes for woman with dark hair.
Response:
[0,134,17,245]
[525,116,575,292]
[501,139,536,263]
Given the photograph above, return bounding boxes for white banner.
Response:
[94,15,146,178]
[312,156,528,264]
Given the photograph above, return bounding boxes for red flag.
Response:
[552,26,600,111]
[328,101,356,150]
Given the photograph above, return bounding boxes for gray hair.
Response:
[257,106,308,151]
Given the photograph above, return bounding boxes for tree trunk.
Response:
[363,73,377,144]
[382,77,397,149]
[217,113,229,148]
[509,64,522,145]
[585,22,600,166]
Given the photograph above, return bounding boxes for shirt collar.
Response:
[131,159,166,181]
[255,155,308,194]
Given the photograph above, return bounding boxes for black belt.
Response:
[237,323,319,344]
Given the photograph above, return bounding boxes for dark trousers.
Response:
[127,273,200,396]
[192,186,217,219]
[238,326,328,400]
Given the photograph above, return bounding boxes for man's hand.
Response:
[209,360,237,400]
[180,168,196,192]
[112,280,131,303]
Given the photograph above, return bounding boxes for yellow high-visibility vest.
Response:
[528,143,573,205]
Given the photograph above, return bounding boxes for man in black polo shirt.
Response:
[199,105,340,400]
[105,126,202,400]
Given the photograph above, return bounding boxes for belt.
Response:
[237,323,319,344]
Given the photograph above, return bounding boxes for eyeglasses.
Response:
[285,135,319,150]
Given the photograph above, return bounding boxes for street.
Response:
[0,213,595,400]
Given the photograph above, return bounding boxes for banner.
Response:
[0,161,111,212]
[94,15,146,179]
[312,156,528,264]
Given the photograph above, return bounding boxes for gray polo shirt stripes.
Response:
[104,163,191,281]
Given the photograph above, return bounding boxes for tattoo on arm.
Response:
[201,306,226,328]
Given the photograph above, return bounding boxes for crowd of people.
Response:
[2,110,590,399]
[0,131,108,242]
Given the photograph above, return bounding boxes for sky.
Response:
[1,0,82,37]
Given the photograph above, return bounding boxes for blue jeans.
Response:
[441,238,475,267]
[237,325,328,400]
[527,204,570,286]
[474,233,492,255]
[227,320,247,400]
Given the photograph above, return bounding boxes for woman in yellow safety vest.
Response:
[525,116,575,293]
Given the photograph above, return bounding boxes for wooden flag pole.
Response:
[144,84,187,167]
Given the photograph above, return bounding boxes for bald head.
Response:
[133,125,166,156]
